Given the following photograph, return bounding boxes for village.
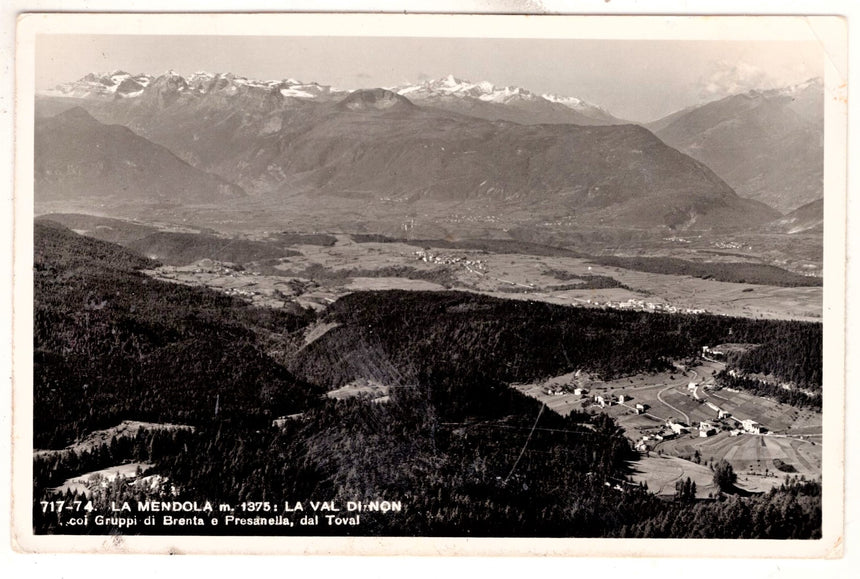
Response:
[512,346,821,496]
[529,363,766,453]
[583,297,709,315]
[413,249,488,272]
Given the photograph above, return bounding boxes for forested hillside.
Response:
[34,221,318,448]
[729,327,822,388]
[290,290,822,393]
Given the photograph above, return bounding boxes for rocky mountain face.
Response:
[35,107,246,204]
[36,72,784,231]
[649,78,823,213]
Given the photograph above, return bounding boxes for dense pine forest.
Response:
[589,255,822,287]
[290,290,822,393]
[32,222,822,537]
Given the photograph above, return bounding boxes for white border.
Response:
[5,5,852,567]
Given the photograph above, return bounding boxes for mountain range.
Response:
[36,70,822,232]
[41,70,623,125]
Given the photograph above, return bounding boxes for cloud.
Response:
[698,60,778,100]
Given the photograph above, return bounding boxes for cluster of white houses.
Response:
[688,387,766,436]
[540,387,653,414]
[224,287,260,299]
[635,415,766,451]
[583,298,708,315]
[692,410,766,437]
[413,249,486,271]
[701,345,725,358]
[543,385,583,396]
[542,384,591,397]
[592,393,635,408]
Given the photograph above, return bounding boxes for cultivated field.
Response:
[326,379,391,403]
[628,455,718,498]
[657,432,821,493]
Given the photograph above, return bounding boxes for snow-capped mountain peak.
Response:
[441,74,465,87]
[791,77,821,89]
[542,93,583,106]
[41,71,154,99]
[389,75,622,124]
[188,71,216,82]
[393,75,542,104]
[541,92,613,116]
[775,77,823,96]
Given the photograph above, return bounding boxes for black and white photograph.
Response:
[11,11,848,557]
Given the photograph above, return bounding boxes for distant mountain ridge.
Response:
[41,70,154,99]
[35,107,246,204]
[37,72,802,232]
[770,198,823,234]
[649,78,823,213]
[41,70,349,103]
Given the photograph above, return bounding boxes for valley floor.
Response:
[141,234,822,321]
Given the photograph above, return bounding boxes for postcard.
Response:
[11,11,847,557]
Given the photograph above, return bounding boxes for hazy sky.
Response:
[36,35,823,122]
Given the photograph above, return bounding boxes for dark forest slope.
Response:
[290,291,822,393]
[34,221,317,448]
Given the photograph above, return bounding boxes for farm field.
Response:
[656,432,821,493]
[343,277,446,292]
[627,455,718,498]
[326,379,391,403]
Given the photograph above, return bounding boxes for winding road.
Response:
[655,369,697,425]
